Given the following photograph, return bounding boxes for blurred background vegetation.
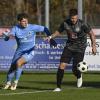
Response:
[0,0,99,33]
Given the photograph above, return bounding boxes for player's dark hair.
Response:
[17,13,28,21]
[69,9,78,17]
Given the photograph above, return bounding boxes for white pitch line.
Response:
[0,86,96,96]
[0,90,51,96]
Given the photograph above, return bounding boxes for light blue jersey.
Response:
[10,24,45,63]
[10,24,44,51]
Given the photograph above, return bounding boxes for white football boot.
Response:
[10,80,18,90]
[53,88,61,92]
[3,81,11,90]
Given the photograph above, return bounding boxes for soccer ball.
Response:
[77,61,88,72]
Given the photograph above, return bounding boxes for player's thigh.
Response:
[60,47,72,64]
[17,51,34,67]
[24,50,34,61]
[73,52,85,67]
[60,47,72,69]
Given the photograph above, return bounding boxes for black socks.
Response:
[57,68,64,88]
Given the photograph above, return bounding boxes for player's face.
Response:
[70,15,78,24]
[19,18,28,28]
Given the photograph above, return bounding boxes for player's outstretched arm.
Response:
[44,27,58,47]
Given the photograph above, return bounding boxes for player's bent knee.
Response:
[17,63,22,67]
[59,63,67,69]
[16,58,26,67]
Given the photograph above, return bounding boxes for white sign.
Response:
[84,39,100,71]
[92,29,100,36]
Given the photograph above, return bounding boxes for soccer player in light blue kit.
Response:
[2,13,57,90]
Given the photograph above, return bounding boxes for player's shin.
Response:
[53,68,64,92]
[72,67,82,88]
[10,66,23,90]
[57,68,64,88]
[15,66,23,81]
[7,72,15,82]
[72,68,81,78]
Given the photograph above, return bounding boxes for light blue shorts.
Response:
[11,47,35,64]
[22,50,34,62]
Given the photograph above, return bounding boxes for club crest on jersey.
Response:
[28,32,31,35]
[75,27,80,33]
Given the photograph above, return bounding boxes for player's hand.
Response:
[44,36,51,42]
[44,36,57,47]
[92,46,97,55]
[50,39,57,47]
[2,29,10,41]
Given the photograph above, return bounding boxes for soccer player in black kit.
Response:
[45,9,96,91]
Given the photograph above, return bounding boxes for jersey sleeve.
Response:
[57,22,65,33]
[9,26,16,36]
[31,25,44,32]
[83,23,92,33]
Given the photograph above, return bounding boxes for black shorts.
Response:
[60,46,85,66]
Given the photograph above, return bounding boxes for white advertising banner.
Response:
[92,29,100,36]
[0,28,100,71]
[84,38,100,71]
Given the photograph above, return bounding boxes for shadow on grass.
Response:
[0,80,100,90]
[16,80,100,90]
[83,81,100,88]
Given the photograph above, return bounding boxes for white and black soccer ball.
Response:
[77,61,88,72]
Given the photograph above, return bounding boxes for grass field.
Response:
[0,72,100,100]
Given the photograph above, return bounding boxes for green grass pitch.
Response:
[0,72,100,100]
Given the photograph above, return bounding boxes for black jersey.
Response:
[58,19,91,52]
